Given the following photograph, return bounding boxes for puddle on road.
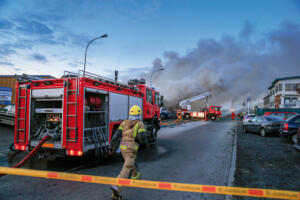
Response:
[0,151,91,172]
[138,144,171,163]
[0,144,171,172]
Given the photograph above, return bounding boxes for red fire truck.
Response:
[14,71,162,157]
[176,92,221,120]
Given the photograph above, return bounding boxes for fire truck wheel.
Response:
[148,120,158,143]
[184,113,190,120]
[9,142,16,151]
[210,115,216,121]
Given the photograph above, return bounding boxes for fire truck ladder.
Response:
[16,85,28,142]
[65,72,79,142]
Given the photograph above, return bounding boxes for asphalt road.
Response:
[0,119,236,200]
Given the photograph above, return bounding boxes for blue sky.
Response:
[0,0,299,78]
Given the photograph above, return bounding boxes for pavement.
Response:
[233,121,300,200]
[0,119,237,200]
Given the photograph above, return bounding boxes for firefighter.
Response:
[108,105,148,200]
[231,112,235,120]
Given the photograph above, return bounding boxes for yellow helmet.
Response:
[129,105,141,116]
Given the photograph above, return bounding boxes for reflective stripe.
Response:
[138,128,146,133]
[120,145,138,150]
[133,123,139,138]
[118,121,125,131]
[118,124,124,131]
[131,172,141,180]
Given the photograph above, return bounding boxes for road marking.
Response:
[0,166,299,199]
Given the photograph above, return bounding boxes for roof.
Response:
[268,76,300,90]
[0,75,56,79]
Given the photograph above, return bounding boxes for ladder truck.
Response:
[14,70,163,157]
[176,92,221,120]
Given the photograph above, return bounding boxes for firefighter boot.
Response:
[131,172,141,180]
[111,186,124,200]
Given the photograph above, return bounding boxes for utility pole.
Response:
[247,96,251,114]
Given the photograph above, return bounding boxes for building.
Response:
[265,76,300,108]
[263,95,270,108]
[0,74,55,105]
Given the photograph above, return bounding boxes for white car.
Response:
[243,114,256,123]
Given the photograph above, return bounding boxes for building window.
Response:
[284,98,297,108]
[285,84,297,91]
[279,83,282,91]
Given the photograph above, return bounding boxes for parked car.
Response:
[243,114,256,123]
[243,116,284,137]
[280,114,300,144]
[0,104,15,125]
[160,108,169,120]
[167,111,177,119]
[294,126,300,151]
[264,111,297,121]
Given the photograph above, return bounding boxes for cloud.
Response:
[147,20,300,110]
[0,47,17,58]
[240,20,255,39]
[30,53,48,63]
[0,19,14,30]
[13,67,21,71]
[0,61,14,66]
[15,18,53,35]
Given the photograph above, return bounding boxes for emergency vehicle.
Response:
[176,92,221,120]
[14,70,162,157]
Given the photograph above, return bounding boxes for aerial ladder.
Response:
[179,92,211,110]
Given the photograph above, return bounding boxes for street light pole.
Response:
[150,68,164,87]
[83,34,108,75]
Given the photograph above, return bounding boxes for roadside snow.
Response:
[158,121,210,138]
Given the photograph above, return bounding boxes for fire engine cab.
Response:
[14,70,162,157]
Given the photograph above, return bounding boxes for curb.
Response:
[226,122,238,200]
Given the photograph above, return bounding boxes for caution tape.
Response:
[0,166,299,199]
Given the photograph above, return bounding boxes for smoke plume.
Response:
[148,20,300,110]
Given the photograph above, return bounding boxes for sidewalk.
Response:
[233,121,300,200]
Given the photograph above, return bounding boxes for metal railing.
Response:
[63,70,138,91]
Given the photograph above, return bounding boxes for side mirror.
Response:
[160,95,164,107]
[160,101,164,107]
[248,120,252,123]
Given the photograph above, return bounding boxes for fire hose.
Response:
[0,135,52,177]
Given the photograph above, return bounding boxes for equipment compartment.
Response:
[30,98,63,142]
[83,89,109,153]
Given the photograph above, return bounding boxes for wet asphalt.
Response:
[0,119,236,200]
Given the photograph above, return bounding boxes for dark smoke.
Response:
[149,20,300,110]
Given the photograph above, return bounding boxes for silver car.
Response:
[243,116,284,137]
[243,114,256,123]
[0,105,15,126]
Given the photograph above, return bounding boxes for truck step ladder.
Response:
[16,85,28,142]
[65,72,79,142]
